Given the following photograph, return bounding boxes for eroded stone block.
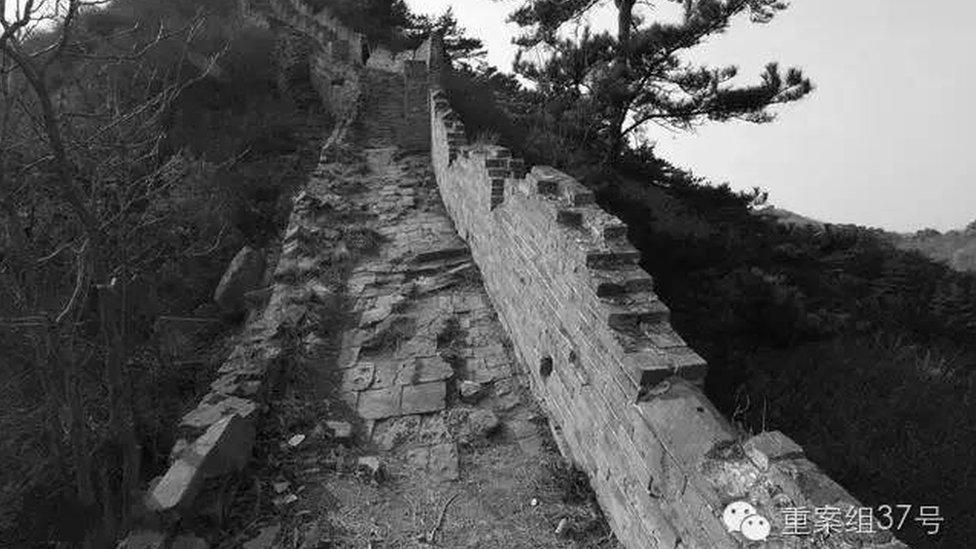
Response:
[400,382,446,415]
[358,386,401,419]
[181,395,258,432]
[214,246,266,314]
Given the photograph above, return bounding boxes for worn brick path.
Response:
[234,66,618,548]
[331,144,546,468]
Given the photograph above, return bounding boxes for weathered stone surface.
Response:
[458,380,485,403]
[324,420,354,440]
[146,456,200,511]
[181,395,258,431]
[359,306,391,327]
[342,362,375,392]
[358,386,401,419]
[400,382,446,415]
[191,414,256,477]
[214,246,265,313]
[396,356,454,385]
[150,414,255,512]
[370,360,401,389]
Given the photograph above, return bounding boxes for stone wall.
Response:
[401,59,431,152]
[137,23,366,535]
[266,0,364,118]
[423,39,910,549]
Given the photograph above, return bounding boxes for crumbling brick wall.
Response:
[265,0,363,119]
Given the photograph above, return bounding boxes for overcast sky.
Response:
[405,0,976,233]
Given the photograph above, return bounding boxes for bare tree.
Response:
[1,1,226,543]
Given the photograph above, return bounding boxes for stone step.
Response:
[611,321,685,353]
[623,346,708,391]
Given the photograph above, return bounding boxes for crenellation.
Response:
[585,247,643,270]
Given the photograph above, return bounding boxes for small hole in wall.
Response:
[647,476,662,498]
[568,350,579,365]
[539,356,553,379]
[696,406,705,413]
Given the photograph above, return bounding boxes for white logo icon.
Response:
[722,500,758,532]
[721,500,771,541]
[740,513,771,541]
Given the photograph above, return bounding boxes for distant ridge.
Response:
[752,205,976,273]
[891,223,976,273]
[752,205,826,230]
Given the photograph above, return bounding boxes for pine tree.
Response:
[506,0,813,165]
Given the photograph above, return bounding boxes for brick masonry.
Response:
[419,35,911,549]
[266,0,364,119]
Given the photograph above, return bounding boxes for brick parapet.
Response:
[424,46,909,549]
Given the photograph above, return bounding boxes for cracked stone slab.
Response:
[358,386,402,420]
[400,382,447,415]
[397,334,439,356]
[396,356,454,385]
[370,359,401,389]
[180,395,258,431]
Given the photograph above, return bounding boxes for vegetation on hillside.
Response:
[0,0,333,545]
[758,207,976,274]
[441,4,975,546]
[891,222,976,273]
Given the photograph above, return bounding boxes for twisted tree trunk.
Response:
[604,0,636,166]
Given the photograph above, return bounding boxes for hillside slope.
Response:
[754,206,976,273]
[892,226,976,272]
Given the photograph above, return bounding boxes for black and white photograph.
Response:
[1,0,972,547]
